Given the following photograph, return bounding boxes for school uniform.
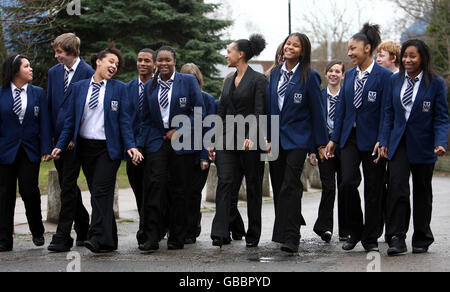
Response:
[125,77,149,244]
[331,61,392,249]
[47,58,93,247]
[380,72,449,250]
[267,63,328,246]
[211,66,266,246]
[0,84,52,250]
[138,72,205,249]
[57,77,135,251]
[313,87,348,239]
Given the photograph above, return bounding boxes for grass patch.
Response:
[38,161,131,196]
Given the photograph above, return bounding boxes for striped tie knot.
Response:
[88,81,104,110]
[353,71,370,109]
[13,87,23,116]
[158,79,174,109]
[64,68,74,93]
[139,82,145,111]
[278,70,293,100]
[402,76,420,108]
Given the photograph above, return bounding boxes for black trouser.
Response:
[78,139,121,250]
[313,156,349,237]
[229,165,246,238]
[126,161,145,244]
[52,149,89,244]
[0,147,44,248]
[271,148,308,245]
[341,130,385,246]
[142,141,195,248]
[186,163,210,240]
[212,150,264,244]
[386,137,435,249]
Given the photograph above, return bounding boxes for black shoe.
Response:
[363,243,379,252]
[212,238,223,248]
[412,247,428,254]
[387,236,407,256]
[281,242,299,253]
[139,241,159,253]
[0,244,12,252]
[232,233,244,241]
[246,242,259,248]
[167,242,183,250]
[84,240,100,253]
[184,238,196,245]
[48,242,71,253]
[320,231,332,243]
[342,238,360,251]
[32,236,45,247]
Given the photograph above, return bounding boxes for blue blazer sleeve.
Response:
[433,77,449,149]
[37,87,52,155]
[55,85,77,150]
[308,71,328,147]
[118,83,136,151]
[137,82,152,148]
[331,79,346,144]
[377,70,393,143]
[380,75,396,147]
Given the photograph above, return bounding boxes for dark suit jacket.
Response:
[217,66,267,146]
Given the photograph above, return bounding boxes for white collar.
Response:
[357,60,375,75]
[281,62,300,75]
[11,82,28,92]
[327,87,340,98]
[90,76,107,87]
[405,71,423,82]
[158,71,176,83]
[64,57,81,72]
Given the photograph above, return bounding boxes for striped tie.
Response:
[328,94,339,121]
[402,76,419,108]
[64,68,74,93]
[139,82,145,111]
[13,88,23,116]
[353,71,370,109]
[158,79,173,109]
[278,70,293,100]
[88,81,104,110]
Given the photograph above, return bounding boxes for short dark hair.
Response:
[399,39,435,85]
[139,48,156,62]
[2,54,28,88]
[325,60,345,74]
[235,34,266,62]
[352,23,381,55]
[90,43,124,72]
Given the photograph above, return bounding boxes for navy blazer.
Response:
[331,62,392,151]
[137,72,206,155]
[381,73,449,164]
[267,66,328,150]
[0,85,52,164]
[56,79,136,161]
[126,78,149,143]
[197,91,217,163]
[47,58,94,142]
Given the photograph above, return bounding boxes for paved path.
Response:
[2,175,450,272]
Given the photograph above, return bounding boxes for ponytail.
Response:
[352,23,381,55]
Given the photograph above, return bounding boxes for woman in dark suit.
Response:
[0,54,53,252]
[380,39,449,256]
[137,46,205,252]
[209,34,267,248]
[267,33,328,253]
[52,45,143,253]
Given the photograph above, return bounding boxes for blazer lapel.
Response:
[77,80,90,124]
[394,76,407,123]
[409,78,427,121]
[347,68,357,112]
[23,85,35,122]
[282,66,301,112]
[4,87,18,123]
[151,83,165,130]
[103,80,113,119]
[169,73,182,121]
[271,68,281,114]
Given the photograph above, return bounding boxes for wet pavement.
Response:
[1,175,450,272]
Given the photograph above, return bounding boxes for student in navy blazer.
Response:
[137,46,205,252]
[326,24,392,252]
[125,48,156,246]
[312,61,349,243]
[267,33,328,253]
[52,46,143,253]
[380,40,449,256]
[0,55,52,252]
[47,33,93,252]
[180,63,216,244]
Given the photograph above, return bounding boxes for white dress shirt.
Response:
[158,72,176,129]
[327,87,339,135]
[79,77,107,140]
[64,57,80,85]
[11,82,28,124]
[277,62,299,111]
[401,71,423,121]
[354,60,375,91]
